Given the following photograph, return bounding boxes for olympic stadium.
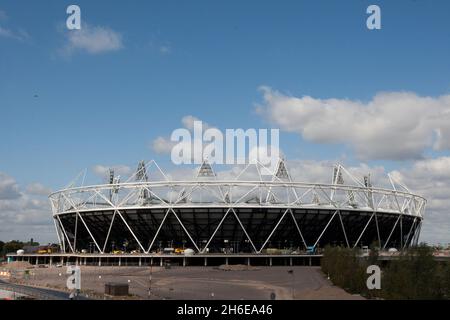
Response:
[46,159,425,260]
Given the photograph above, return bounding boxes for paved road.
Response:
[0,279,89,300]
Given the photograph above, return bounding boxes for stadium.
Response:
[48,159,426,261]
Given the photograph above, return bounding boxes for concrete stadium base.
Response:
[7,253,323,267]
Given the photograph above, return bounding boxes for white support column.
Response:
[353,212,375,248]
[102,211,117,254]
[400,216,403,249]
[74,211,78,252]
[258,209,289,253]
[289,209,308,249]
[53,217,63,252]
[231,208,258,253]
[403,218,417,249]
[146,209,170,253]
[116,210,146,253]
[56,216,74,253]
[383,214,401,250]
[170,208,201,253]
[374,212,382,249]
[76,212,102,253]
[201,208,231,253]
[313,210,338,248]
[337,211,350,248]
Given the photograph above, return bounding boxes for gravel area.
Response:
[6,265,364,300]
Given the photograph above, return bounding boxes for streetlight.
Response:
[148,261,153,299]
[288,269,295,299]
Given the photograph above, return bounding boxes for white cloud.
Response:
[0,172,21,200]
[258,87,450,160]
[0,9,29,42]
[151,116,212,159]
[0,172,55,243]
[26,183,52,196]
[152,136,176,154]
[181,115,211,131]
[0,26,29,41]
[62,23,123,55]
[389,157,450,245]
[92,164,132,179]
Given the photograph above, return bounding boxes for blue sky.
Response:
[1,0,450,243]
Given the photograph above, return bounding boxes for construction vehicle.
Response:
[37,248,51,254]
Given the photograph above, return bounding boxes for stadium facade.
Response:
[49,159,426,255]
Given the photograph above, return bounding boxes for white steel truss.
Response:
[49,159,426,254]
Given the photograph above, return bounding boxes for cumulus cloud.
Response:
[152,136,176,154]
[0,172,55,243]
[92,164,132,179]
[388,156,450,244]
[0,172,21,200]
[258,87,450,160]
[151,116,212,160]
[181,115,212,131]
[62,23,123,55]
[26,183,53,196]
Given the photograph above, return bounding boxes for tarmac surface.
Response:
[0,279,89,300]
[3,265,364,300]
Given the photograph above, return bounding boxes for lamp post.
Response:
[288,269,295,299]
[148,263,153,300]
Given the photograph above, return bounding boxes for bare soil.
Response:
[8,265,364,300]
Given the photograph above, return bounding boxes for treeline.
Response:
[0,240,39,258]
[321,244,450,299]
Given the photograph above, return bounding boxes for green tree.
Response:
[381,244,446,299]
[2,240,24,256]
[321,246,367,295]
[0,241,4,259]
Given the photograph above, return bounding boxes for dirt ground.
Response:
[7,265,364,300]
